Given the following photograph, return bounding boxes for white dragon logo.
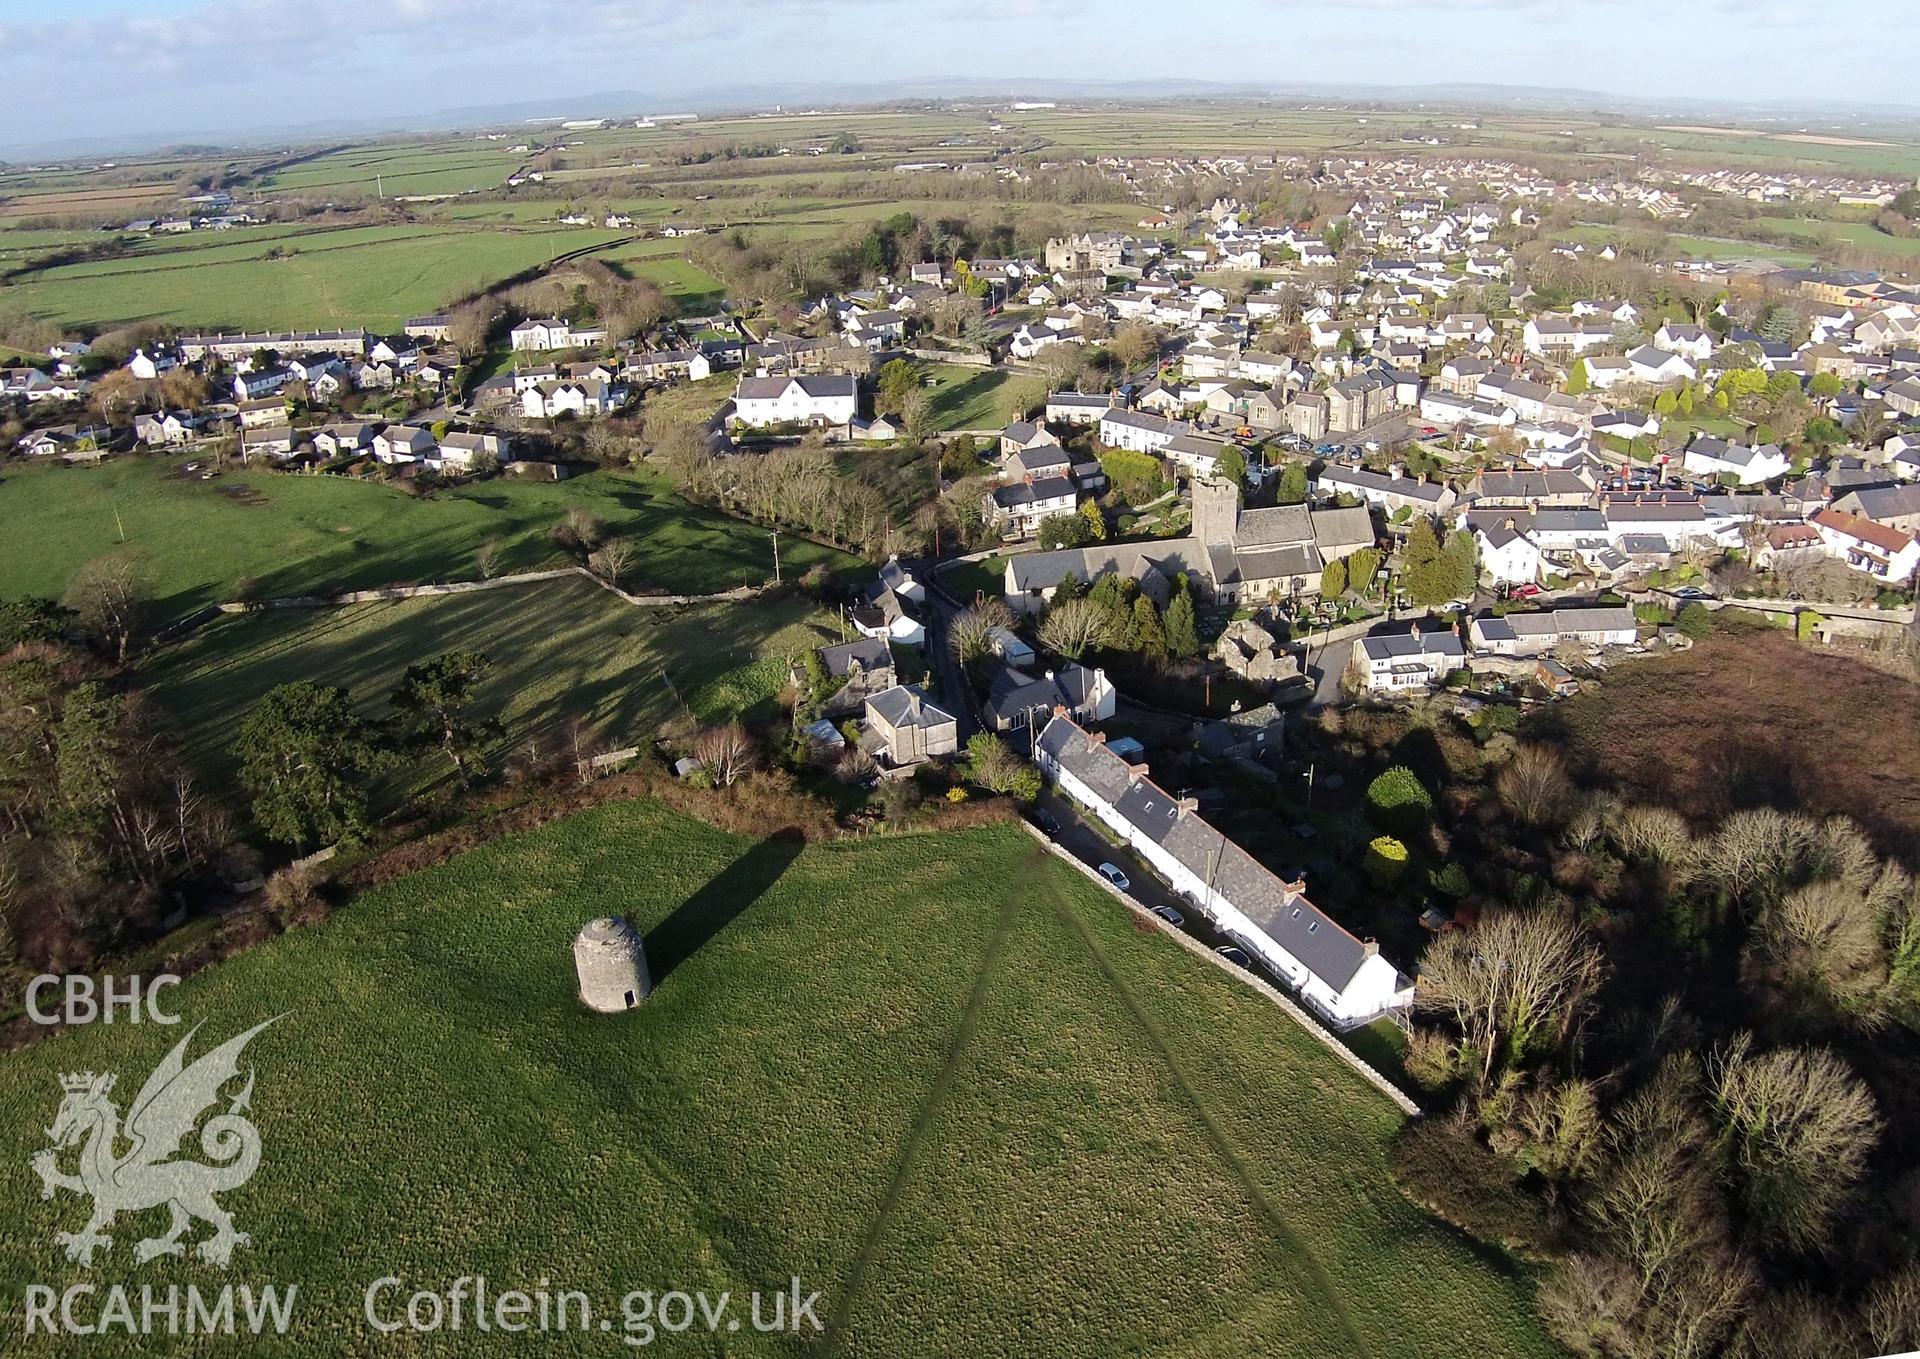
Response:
[30,1017,281,1269]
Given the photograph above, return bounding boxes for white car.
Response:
[1097,863,1130,891]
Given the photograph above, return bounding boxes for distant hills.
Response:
[6,78,1920,163]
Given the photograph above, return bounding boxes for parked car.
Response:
[1097,863,1131,891]
[1509,582,1542,599]
[1150,905,1185,927]
[1671,586,1711,601]
[1035,810,1060,836]
[1215,945,1252,967]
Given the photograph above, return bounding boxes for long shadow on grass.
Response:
[645,828,806,986]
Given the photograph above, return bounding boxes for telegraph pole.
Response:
[771,530,781,584]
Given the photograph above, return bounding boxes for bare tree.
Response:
[1702,807,1817,904]
[1748,877,1895,1028]
[997,374,1050,424]
[1706,1034,1881,1251]
[1563,790,1617,853]
[1537,1253,1644,1359]
[587,537,636,587]
[947,599,1012,666]
[899,388,933,443]
[1040,344,1087,389]
[1496,744,1575,828]
[1037,597,1115,663]
[693,722,756,788]
[1736,1291,1856,1359]
[1864,1263,1920,1357]
[1416,907,1606,1085]
[1551,1056,1758,1359]
[64,552,146,665]
[566,715,604,786]
[1613,804,1695,872]
[555,506,608,554]
[1510,1077,1605,1182]
[445,300,496,359]
[1107,322,1160,373]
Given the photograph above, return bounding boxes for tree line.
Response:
[1388,726,1920,1359]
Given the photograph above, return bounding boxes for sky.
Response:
[4,0,1920,153]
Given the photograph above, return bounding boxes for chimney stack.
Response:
[1283,876,1308,895]
[1176,796,1199,816]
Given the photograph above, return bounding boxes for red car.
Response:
[1420,425,1439,436]
[1510,583,1542,599]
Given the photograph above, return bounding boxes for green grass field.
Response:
[1554,222,1817,267]
[0,459,854,622]
[1,224,626,332]
[621,256,726,311]
[923,363,1010,431]
[140,578,834,795]
[0,800,1552,1356]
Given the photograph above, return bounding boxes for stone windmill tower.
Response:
[573,916,652,1012]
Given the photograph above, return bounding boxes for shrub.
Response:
[1367,765,1433,838]
[1431,862,1471,898]
[1365,836,1409,888]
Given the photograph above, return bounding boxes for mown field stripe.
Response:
[817,849,1032,1356]
[1039,871,1374,1359]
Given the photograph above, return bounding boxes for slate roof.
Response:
[1472,469,1590,501]
[1233,505,1313,548]
[1007,540,1209,593]
[983,663,1104,727]
[866,685,954,731]
[1310,506,1375,555]
[1035,716,1376,993]
[1358,630,1466,662]
[736,374,857,401]
[1318,465,1450,503]
[993,475,1077,510]
[1492,606,1637,638]
[819,636,892,679]
[1838,484,1920,522]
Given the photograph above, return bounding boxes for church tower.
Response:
[1191,475,1240,548]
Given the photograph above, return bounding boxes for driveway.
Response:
[1302,636,1353,708]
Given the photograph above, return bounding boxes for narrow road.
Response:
[917,563,980,744]
[1031,789,1247,957]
